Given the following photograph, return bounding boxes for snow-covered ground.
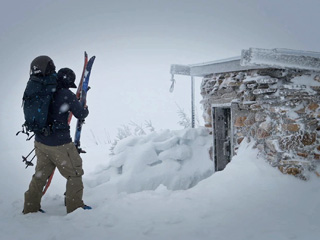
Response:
[0,128,319,240]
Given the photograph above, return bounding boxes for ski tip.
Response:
[86,56,96,66]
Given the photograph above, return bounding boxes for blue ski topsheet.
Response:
[74,55,96,151]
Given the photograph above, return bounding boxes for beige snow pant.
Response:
[23,141,85,214]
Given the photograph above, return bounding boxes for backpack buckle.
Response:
[42,127,51,136]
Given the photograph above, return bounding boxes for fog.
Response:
[1,0,320,152]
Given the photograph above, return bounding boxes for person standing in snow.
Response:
[23,56,91,214]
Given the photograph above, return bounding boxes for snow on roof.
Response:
[171,48,320,77]
[241,48,320,71]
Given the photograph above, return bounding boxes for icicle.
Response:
[169,74,175,93]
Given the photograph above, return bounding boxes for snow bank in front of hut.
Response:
[86,127,214,193]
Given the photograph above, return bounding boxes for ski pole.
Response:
[22,148,36,168]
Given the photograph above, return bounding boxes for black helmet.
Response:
[57,68,77,88]
[30,55,56,76]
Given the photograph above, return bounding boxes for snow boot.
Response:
[22,208,45,214]
[82,205,92,210]
[39,208,46,213]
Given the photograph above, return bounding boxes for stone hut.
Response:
[170,48,320,179]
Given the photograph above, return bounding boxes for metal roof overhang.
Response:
[171,48,320,77]
[170,57,269,77]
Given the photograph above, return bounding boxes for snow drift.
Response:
[86,127,214,193]
[0,128,319,240]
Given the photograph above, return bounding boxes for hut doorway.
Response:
[212,106,232,171]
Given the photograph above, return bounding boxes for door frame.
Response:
[211,103,234,171]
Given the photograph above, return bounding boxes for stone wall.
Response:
[200,68,320,179]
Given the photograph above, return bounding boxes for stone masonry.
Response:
[200,68,320,179]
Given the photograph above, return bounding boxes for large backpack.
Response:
[21,74,57,136]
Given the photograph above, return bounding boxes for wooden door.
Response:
[213,107,231,171]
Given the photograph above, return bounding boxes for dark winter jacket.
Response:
[35,87,89,146]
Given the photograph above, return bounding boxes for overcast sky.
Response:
[1,0,320,149]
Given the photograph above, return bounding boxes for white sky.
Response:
[1,0,320,149]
